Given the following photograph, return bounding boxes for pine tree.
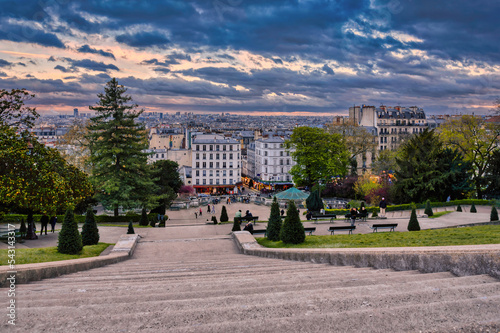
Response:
[139,208,149,226]
[19,218,26,239]
[490,206,498,221]
[81,208,99,246]
[86,78,157,216]
[220,205,229,222]
[127,221,135,234]
[232,217,241,231]
[408,207,421,231]
[267,197,282,241]
[280,201,305,244]
[58,209,83,254]
[211,216,218,225]
[424,199,434,217]
[457,204,463,212]
[470,202,477,213]
[306,190,323,212]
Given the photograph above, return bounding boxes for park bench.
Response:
[169,206,181,211]
[304,227,316,235]
[370,223,398,232]
[252,229,267,237]
[328,226,356,235]
[0,226,21,242]
[311,214,337,223]
[237,216,259,224]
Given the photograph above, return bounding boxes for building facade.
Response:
[254,137,295,190]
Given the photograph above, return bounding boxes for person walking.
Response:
[207,204,211,213]
[50,215,57,233]
[40,213,49,235]
[379,197,387,218]
[199,207,203,217]
[211,205,216,214]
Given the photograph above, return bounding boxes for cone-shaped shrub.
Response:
[267,197,282,241]
[491,206,499,221]
[58,209,83,254]
[220,205,229,222]
[127,221,135,234]
[139,208,149,226]
[306,190,323,212]
[457,204,462,212]
[19,218,26,238]
[408,207,421,231]
[81,208,100,246]
[280,201,305,244]
[424,200,433,217]
[211,216,218,224]
[232,217,241,231]
[470,202,477,213]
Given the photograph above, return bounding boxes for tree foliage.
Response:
[424,200,433,217]
[484,149,500,199]
[127,221,135,234]
[266,197,282,241]
[470,202,477,213]
[0,88,39,128]
[306,190,323,212]
[149,160,183,215]
[280,201,305,244]
[81,207,99,246]
[285,126,349,188]
[408,207,420,231]
[491,206,499,221]
[58,209,83,254]
[220,205,229,222]
[139,208,149,226]
[86,78,156,216]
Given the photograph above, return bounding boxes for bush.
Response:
[491,206,499,221]
[371,208,379,218]
[220,205,229,222]
[149,218,156,227]
[139,208,149,226]
[424,200,434,217]
[127,221,135,234]
[470,202,477,213]
[81,208,100,246]
[267,197,282,241]
[306,190,323,212]
[408,207,421,231]
[280,201,305,244]
[457,204,462,212]
[232,217,241,231]
[211,216,218,225]
[57,209,83,254]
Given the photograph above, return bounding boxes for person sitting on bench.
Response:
[350,207,358,226]
[243,222,254,234]
[245,210,253,218]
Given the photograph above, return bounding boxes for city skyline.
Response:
[1,0,499,116]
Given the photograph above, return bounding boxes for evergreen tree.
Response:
[86,78,156,216]
[470,202,477,213]
[491,206,499,221]
[306,190,323,212]
[19,218,26,239]
[424,200,434,217]
[220,205,229,222]
[58,209,83,254]
[408,207,421,231]
[139,208,149,226]
[211,216,218,224]
[457,204,463,212]
[81,208,99,246]
[232,217,241,231]
[127,221,135,234]
[267,197,282,241]
[280,201,305,244]
[149,160,183,215]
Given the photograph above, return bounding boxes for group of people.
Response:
[39,214,57,235]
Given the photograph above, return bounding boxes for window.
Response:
[196,179,200,185]
[216,170,220,177]
[229,145,233,151]
[223,170,226,176]
[203,179,206,185]
[380,137,384,144]
[209,171,213,176]
[229,153,233,159]
[216,153,220,160]
[238,153,240,159]
[196,145,200,151]
[264,159,268,165]
[209,162,213,168]
[196,153,199,160]
[223,179,226,184]
[229,170,233,176]
[287,160,290,165]
[223,145,226,151]
[264,144,268,148]
[280,151,283,156]
[223,162,226,168]
[280,159,283,165]
[264,151,268,156]
[209,145,213,151]
[203,145,206,151]
[161,154,164,158]
[216,179,220,185]
[216,145,220,151]
[287,151,290,156]
[229,162,233,168]
[203,153,206,159]
[196,162,199,168]
[196,170,199,176]
[203,162,206,168]
[230,179,233,184]
[223,153,226,159]
[216,162,220,168]
[203,170,206,176]
[210,179,213,184]
[210,153,213,160]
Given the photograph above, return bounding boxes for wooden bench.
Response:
[371,223,397,232]
[328,226,356,235]
[304,227,316,235]
[311,214,337,223]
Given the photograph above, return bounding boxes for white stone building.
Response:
[253,136,295,190]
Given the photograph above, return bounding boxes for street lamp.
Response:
[25,138,38,240]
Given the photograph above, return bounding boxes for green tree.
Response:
[408,207,420,231]
[86,78,156,216]
[470,202,477,213]
[484,149,500,199]
[220,205,229,222]
[491,206,499,221]
[285,127,349,188]
[306,190,323,212]
[139,208,149,226]
[127,221,135,234]
[280,201,305,244]
[232,217,241,232]
[150,160,183,215]
[266,197,282,241]
[424,200,433,217]
[439,115,500,198]
[58,209,83,254]
[81,208,99,246]
[0,88,39,128]
[457,204,462,212]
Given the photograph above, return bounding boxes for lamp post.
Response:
[24,138,38,240]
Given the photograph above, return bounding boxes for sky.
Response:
[0,0,499,116]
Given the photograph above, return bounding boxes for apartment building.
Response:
[253,136,295,190]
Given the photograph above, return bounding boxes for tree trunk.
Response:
[114,206,119,217]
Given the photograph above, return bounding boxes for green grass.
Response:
[428,211,454,219]
[0,243,114,265]
[256,225,500,249]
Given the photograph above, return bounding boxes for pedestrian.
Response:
[195,212,198,219]
[199,207,202,217]
[211,205,216,214]
[280,209,285,216]
[446,195,451,202]
[379,197,387,218]
[235,210,242,218]
[40,213,49,235]
[50,215,57,233]
[207,204,211,213]
[243,222,254,234]
[350,207,357,226]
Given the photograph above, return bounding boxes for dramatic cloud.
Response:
[76,45,116,60]
[116,32,170,48]
[0,59,12,67]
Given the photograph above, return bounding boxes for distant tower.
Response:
[73,108,79,117]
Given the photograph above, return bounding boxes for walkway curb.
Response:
[232,231,500,279]
[0,234,140,287]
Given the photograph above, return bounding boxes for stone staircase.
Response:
[5,236,500,332]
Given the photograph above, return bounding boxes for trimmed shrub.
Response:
[470,202,477,213]
[306,190,323,212]
[220,205,229,222]
[211,216,218,225]
[491,206,499,221]
[127,221,135,234]
[424,200,434,217]
[408,207,421,231]
[280,201,305,244]
[139,208,149,226]
[81,208,100,246]
[19,218,26,239]
[267,197,282,241]
[232,217,241,231]
[457,204,462,212]
[58,209,83,254]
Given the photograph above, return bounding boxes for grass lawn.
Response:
[256,225,500,249]
[429,211,454,218]
[0,243,114,265]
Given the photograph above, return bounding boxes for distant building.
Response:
[73,108,78,117]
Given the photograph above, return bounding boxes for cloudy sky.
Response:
[1,0,499,116]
